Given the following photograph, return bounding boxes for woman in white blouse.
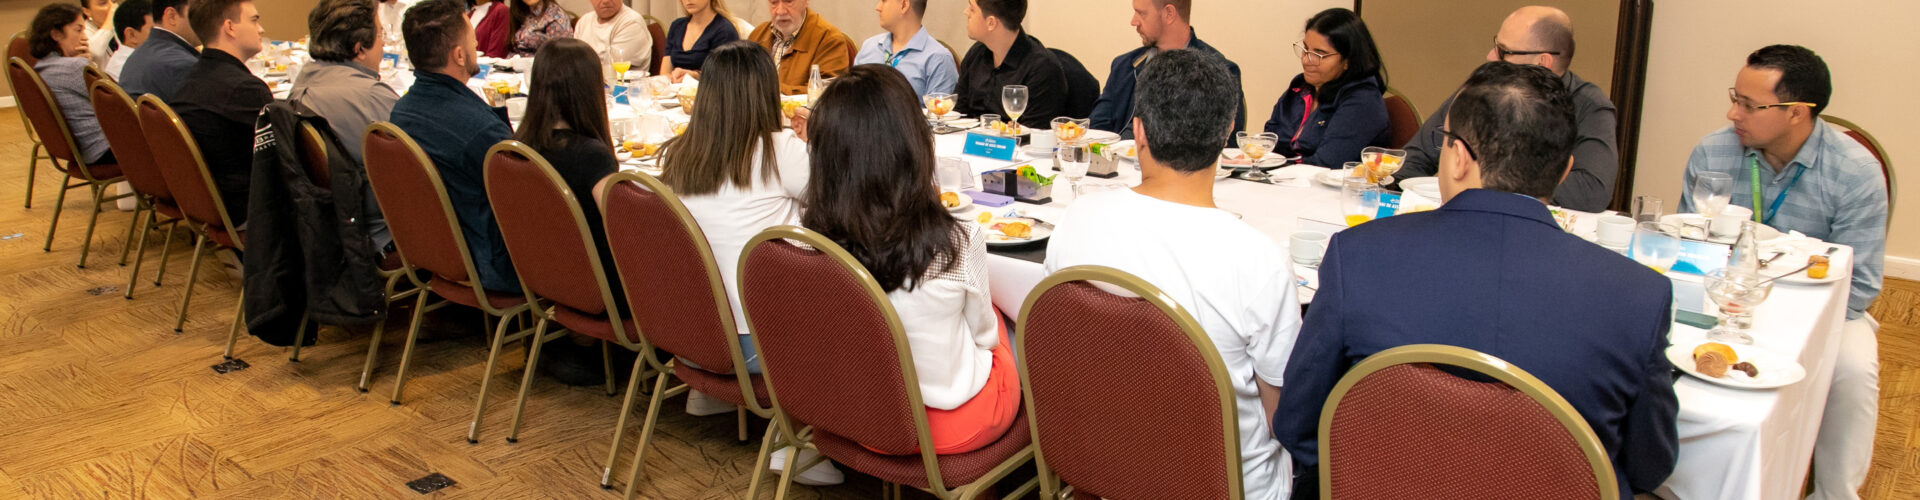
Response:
[801,64,1019,456]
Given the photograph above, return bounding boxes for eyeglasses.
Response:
[1727,88,1814,114]
[1492,38,1561,61]
[1439,127,1477,161]
[1293,41,1339,65]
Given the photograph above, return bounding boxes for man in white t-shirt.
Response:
[574,0,652,74]
[1043,49,1299,500]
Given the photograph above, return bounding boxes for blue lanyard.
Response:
[1748,156,1807,225]
[886,48,909,68]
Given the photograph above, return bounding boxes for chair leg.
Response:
[505,317,557,443]
[288,312,312,362]
[75,184,107,268]
[40,180,71,253]
[118,204,144,266]
[466,308,517,443]
[738,407,749,442]
[357,276,407,393]
[174,234,209,332]
[389,289,432,405]
[745,420,781,500]
[221,292,245,359]
[22,142,42,209]
[153,222,178,287]
[771,443,800,500]
[601,341,618,397]
[618,368,674,499]
[124,209,154,300]
[602,353,652,489]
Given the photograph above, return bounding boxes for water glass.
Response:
[1629,222,1681,273]
[1692,172,1733,218]
[1704,269,1773,344]
[1633,196,1663,223]
[1056,144,1092,197]
[1341,176,1380,227]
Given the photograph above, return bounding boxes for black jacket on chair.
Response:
[243,101,386,346]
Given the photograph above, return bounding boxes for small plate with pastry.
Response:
[1763,248,1847,286]
[1665,341,1805,389]
[975,211,1052,246]
[941,191,973,212]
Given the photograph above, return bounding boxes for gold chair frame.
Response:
[11,57,133,268]
[135,95,244,345]
[5,33,52,209]
[88,79,185,301]
[1820,115,1895,223]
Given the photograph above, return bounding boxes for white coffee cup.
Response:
[505,97,529,122]
[1712,205,1753,239]
[1030,130,1057,150]
[1290,231,1331,267]
[1596,215,1636,247]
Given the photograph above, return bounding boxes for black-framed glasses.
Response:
[1293,41,1339,64]
[1439,127,1477,160]
[1492,38,1561,61]
[1727,88,1814,114]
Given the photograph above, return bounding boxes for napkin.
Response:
[965,190,1014,207]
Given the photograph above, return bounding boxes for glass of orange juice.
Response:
[1342,176,1380,226]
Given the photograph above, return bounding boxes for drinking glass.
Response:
[1051,117,1089,146]
[1002,85,1029,131]
[924,92,956,125]
[611,47,633,83]
[1341,176,1380,226]
[981,114,1003,135]
[1056,144,1092,198]
[1704,269,1774,344]
[1692,172,1733,218]
[1633,196,1663,223]
[1237,131,1279,182]
[1629,222,1681,273]
[626,85,653,115]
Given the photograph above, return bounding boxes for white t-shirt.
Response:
[885,222,998,410]
[1043,188,1300,500]
[574,6,652,72]
[105,44,137,80]
[675,130,810,337]
[86,20,114,68]
[468,1,494,28]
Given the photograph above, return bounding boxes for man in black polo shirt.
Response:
[171,0,271,224]
[954,0,1067,129]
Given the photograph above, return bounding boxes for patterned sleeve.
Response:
[924,222,998,350]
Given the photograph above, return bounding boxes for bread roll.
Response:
[1692,342,1738,364]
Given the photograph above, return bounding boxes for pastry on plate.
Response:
[1692,342,1739,378]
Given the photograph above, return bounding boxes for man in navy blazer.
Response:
[1274,62,1678,497]
[120,0,201,100]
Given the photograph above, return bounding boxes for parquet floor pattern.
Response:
[0,106,1914,498]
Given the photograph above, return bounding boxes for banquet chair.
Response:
[81,64,109,88]
[1819,115,1894,221]
[1319,344,1617,500]
[359,123,539,420]
[7,33,50,209]
[732,16,754,38]
[739,226,1038,500]
[10,58,132,268]
[1050,48,1099,120]
[598,171,770,498]
[89,78,184,300]
[135,95,246,346]
[1016,266,1242,499]
[1384,87,1422,149]
[483,141,655,444]
[643,15,668,75]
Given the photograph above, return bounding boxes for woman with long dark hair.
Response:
[804,64,1020,456]
[27,3,114,166]
[1261,7,1391,168]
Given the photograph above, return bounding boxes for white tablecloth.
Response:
[926,133,1852,500]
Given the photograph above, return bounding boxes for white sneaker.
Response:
[768,446,845,486]
[684,390,737,417]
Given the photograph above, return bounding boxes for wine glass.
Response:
[1704,269,1773,344]
[1001,85,1029,133]
[1341,176,1380,226]
[1051,117,1089,146]
[924,92,956,125]
[611,47,633,83]
[626,85,653,115]
[1629,222,1682,273]
[1692,172,1733,218]
[1237,131,1279,182]
[1633,196,1663,223]
[1056,144,1091,198]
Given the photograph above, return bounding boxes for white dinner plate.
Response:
[1021,145,1057,156]
[1109,140,1138,161]
[1658,213,1785,244]
[1315,168,1348,188]
[1220,148,1288,169]
[942,192,974,212]
[1665,342,1806,390]
[1085,130,1121,144]
[945,118,980,129]
[1762,247,1846,285]
[981,217,1052,246]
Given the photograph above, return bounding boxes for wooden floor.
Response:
[0,106,1914,498]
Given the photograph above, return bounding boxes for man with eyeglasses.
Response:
[1394,6,1619,212]
[1275,61,1677,499]
[1678,45,1886,500]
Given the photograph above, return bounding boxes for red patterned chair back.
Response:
[298,123,330,189]
[1321,345,1617,500]
[137,94,239,243]
[1820,115,1895,218]
[8,58,82,167]
[1016,266,1241,499]
[738,226,926,455]
[82,64,108,87]
[482,142,632,345]
[643,16,668,75]
[362,123,481,283]
[90,79,171,204]
[600,172,742,374]
[1384,87,1422,149]
[5,33,31,67]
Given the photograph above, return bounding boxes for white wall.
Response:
[1632,0,1918,268]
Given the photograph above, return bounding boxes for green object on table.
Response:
[1675,310,1719,330]
[1017,165,1054,186]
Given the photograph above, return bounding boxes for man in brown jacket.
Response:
[750,0,854,95]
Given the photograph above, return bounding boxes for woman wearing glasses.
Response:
[1261,7,1390,168]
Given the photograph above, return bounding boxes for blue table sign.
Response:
[962,132,1019,162]
[612,85,630,105]
[1373,193,1402,220]
[1670,240,1731,276]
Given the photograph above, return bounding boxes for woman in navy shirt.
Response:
[663,0,742,82]
[1263,8,1390,168]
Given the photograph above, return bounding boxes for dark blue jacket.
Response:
[1275,189,1679,497]
[390,71,519,292]
[1087,30,1243,140]
[1262,74,1390,168]
[119,27,199,100]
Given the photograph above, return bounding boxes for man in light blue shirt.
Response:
[854,0,957,97]
[1679,45,1886,500]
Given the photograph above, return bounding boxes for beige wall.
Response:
[1362,0,1617,120]
[1632,0,1917,264]
[639,0,1351,130]
[260,0,324,41]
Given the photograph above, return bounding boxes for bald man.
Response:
[1394,6,1619,212]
